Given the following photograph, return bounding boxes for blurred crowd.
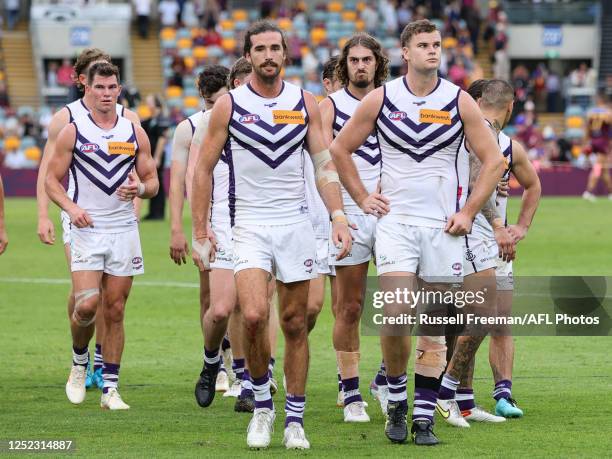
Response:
[0,0,609,172]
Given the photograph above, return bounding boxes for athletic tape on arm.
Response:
[311,149,339,188]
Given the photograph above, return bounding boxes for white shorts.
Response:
[316,237,335,276]
[61,211,71,245]
[329,213,376,266]
[375,218,463,281]
[70,228,144,276]
[210,220,233,270]
[495,259,514,291]
[232,219,318,283]
[463,234,498,276]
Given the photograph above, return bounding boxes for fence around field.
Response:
[1,166,609,198]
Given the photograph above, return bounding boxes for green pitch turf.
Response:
[0,197,611,457]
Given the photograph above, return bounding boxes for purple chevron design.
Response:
[229,117,306,153]
[232,98,306,135]
[378,123,463,163]
[76,131,118,164]
[74,148,134,179]
[354,149,381,165]
[383,96,458,133]
[231,133,303,169]
[73,158,133,196]
[378,109,461,149]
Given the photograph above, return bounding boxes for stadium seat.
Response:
[220,19,235,31]
[183,96,201,109]
[356,1,366,12]
[137,105,152,120]
[355,19,365,31]
[4,136,20,151]
[177,28,191,39]
[565,105,585,117]
[328,2,343,13]
[310,28,327,45]
[193,47,208,60]
[234,20,250,30]
[222,38,237,52]
[183,76,196,88]
[565,128,585,140]
[183,56,195,69]
[17,106,34,117]
[166,98,183,109]
[207,46,224,58]
[232,9,248,21]
[278,18,293,31]
[178,48,192,58]
[24,146,41,162]
[160,27,176,41]
[183,86,199,97]
[342,11,357,22]
[183,107,198,117]
[161,39,177,51]
[165,86,183,99]
[177,38,192,49]
[566,116,584,129]
[21,136,36,149]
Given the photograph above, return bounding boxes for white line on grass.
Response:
[0,277,200,289]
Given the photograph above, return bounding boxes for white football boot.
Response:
[463,406,506,423]
[66,365,87,404]
[283,422,310,450]
[223,380,241,398]
[436,399,470,428]
[100,388,130,410]
[215,370,230,392]
[247,409,275,449]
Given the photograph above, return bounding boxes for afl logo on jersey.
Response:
[239,114,260,124]
[80,143,100,153]
[388,111,407,121]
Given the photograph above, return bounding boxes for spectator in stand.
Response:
[361,2,379,37]
[532,63,547,112]
[570,62,597,89]
[158,0,179,27]
[133,0,151,39]
[0,81,10,108]
[512,64,530,114]
[5,0,19,30]
[463,3,481,55]
[47,62,59,88]
[397,1,412,32]
[176,0,186,26]
[379,0,398,35]
[493,47,510,81]
[57,59,74,87]
[546,70,562,112]
[288,32,304,67]
[304,71,323,97]
[448,59,468,89]
[204,27,222,47]
[168,62,184,88]
[388,39,404,78]
[201,0,220,29]
[142,94,170,220]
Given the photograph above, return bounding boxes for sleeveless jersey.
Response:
[329,87,381,214]
[376,77,465,228]
[303,153,329,238]
[68,114,139,232]
[470,128,513,241]
[226,81,309,226]
[184,110,205,204]
[64,99,126,213]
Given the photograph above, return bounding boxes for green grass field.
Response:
[1,197,611,457]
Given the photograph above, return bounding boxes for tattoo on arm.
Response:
[469,152,500,225]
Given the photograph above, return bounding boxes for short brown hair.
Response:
[336,33,389,88]
[243,20,288,57]
[467,79,488,101]
[400,19,438,47]
[73,48,111,90]
[87,62,120,86]
[197,65,229,97]
[480,79,515,110]
[321,55,339,83]
[229,57,253,89]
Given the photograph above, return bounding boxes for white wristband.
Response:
[137,183,145,197]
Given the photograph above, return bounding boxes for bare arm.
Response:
[0,174,7,254]
[319,97,335,146]
[508,140,541,242]
[447,91,505,235]
[330,87,389,215]
[168,120,192,265]
[123,107,142,127]
[36,108,70,244]
[133,125,159,198]
[45,124,93,228]
[467,143,503,227]
[191,94,231,269]
[305,91,353,259]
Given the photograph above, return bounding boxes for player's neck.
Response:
[405,69,438,97]
[346,82,374,100]
[90,109,117,130]
[250,75,283,98]
[82,94,95,111]
[483,111,505,133]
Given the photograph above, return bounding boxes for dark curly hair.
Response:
[73,48,111,90]
[197,65,230,98]
[321,55,339,83]
[336,33,389,89]
[466,79,488,101]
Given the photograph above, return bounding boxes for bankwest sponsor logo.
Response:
[239,114,260,124]
[108,142,136,156]
[419,109,451,125]
[272,110,305,125]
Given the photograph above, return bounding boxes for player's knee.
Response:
[414,336,447,379]
[338,296,362,325]
[280,310,307,340]
[104,297,126,323]
[72,288,99,327]
[209,302,232,324]
[242,307,268,333]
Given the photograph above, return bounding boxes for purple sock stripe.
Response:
[457,388,474,395]
[204,347,220,360]
[341,376,359,392]
[251,373,270,387]
[388,386,405,394]
[286,394,306,403]
[374,373,388,386]
[255,398,274,410]
[221,336,231,351]
[73,345,88,355]
[285,416,303,427]
[387,374,407,385]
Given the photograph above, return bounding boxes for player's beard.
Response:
[257,62,282,85]
[351,72,373,89]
